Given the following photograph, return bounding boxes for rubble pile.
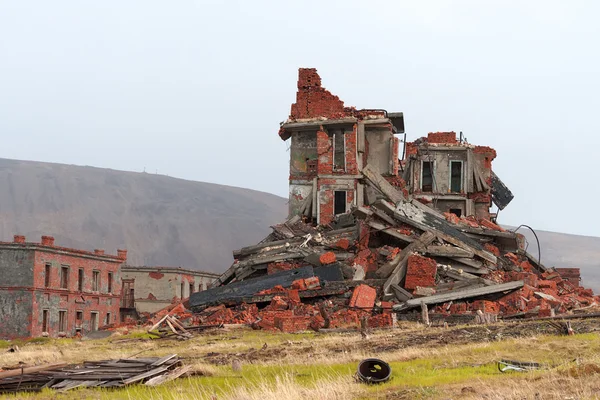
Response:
[188,166,599,332]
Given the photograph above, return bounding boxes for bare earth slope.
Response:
[0,158,287,272]
[0,157,597,290]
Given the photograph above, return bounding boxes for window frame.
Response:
[92,270,100,292]
[420,160,435,192]
[60,265,70,289]
[449,160,464,193]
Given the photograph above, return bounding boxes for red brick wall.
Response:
[317,129,333,175]
[290,68,346,120]
[30,249,123,337]
[427,132,457,144]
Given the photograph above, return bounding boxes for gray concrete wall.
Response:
[0,289,33,339]
[289,183,313,218]
[0,247,35,286]
[366,128,393,175]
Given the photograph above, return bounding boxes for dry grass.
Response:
[1,323,600,399]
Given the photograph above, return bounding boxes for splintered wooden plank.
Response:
[362,164,405,204]
[394,280,524,310]
[150,354,178,367]
[144,366,192,386]
[0,363,67,379]
[424,245,474,258]
[382,231,437,296]
[122,367,169,385]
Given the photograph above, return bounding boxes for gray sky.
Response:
[1,1,599,237]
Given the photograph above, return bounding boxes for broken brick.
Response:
[404,254,437,290]
[349,284,377,310]
[319,251,337,265]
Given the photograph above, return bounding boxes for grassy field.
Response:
[1,319,600,399]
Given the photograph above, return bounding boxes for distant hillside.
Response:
[513,228,600,292]
[0,157,598,292]
[0,158,287,271]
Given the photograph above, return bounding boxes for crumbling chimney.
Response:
[13,235,26,244]
[117,249,128,260]
[41,236,55,246]
[94,249,105,255]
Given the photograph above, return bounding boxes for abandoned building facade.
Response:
[0,235,126,339]
[279,68,513,225]
[120,265,219,315]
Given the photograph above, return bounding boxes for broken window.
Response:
[450,160,463,193]
[92,271,100,292]
[90,312,99,331]
[334,190,347,215]
[42,309,49,333]
[44,263,51,288]
[76,311,83,322]
[58,310,67,333]
[60,266,69,289]
[333,130,345,171]
[421,161,434,192]
[78,269,84,292]
[449,208,462,218]
[107,272,113,294]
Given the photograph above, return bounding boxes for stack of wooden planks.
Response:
[0,354,188,394]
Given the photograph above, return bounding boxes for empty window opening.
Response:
[90,312,99,331]
[78,269,84,292]
[334,190,347,216]
[76,311,83,322]
[92,270,100,292]
[44,264,51,288]
[199,282,205,292]
[58,310,67,333]
[104,313,111,326]
[421,161,434,192]
[180,281,185,298]
[60,266,69,289]
[189,283,194,295]
[449,208,462,218]
[42,309,49,333]
[333,130,346,171]
[107,272,113,294]
[450,161,463,193]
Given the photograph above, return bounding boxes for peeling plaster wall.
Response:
[120,269,215,314]
[0,248,35,338]
[290,131,317,176]
[366,128,393,175]
[289,183,313,218]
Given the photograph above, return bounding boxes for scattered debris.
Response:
[0,355,183,394]
[498,359,543,373]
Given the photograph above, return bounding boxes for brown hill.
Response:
[0,157,598,292]
[0,158,287,271]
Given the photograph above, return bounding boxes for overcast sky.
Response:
[1,1,599,237]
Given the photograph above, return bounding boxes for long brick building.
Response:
[0,235,126,339]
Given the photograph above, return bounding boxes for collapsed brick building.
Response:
[0,235,126,339]
[185,68,597,332]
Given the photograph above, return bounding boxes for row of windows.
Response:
[180,281,206,297]
[41,309,113,334]
[44,263,113,294]
[421,160,464,193]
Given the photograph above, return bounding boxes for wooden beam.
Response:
[367,220,414,244]
[362,164,405,204]
[394,280,524,310]
[0,363,67,379]
[382,231,437,295]
[424,245,474,258]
